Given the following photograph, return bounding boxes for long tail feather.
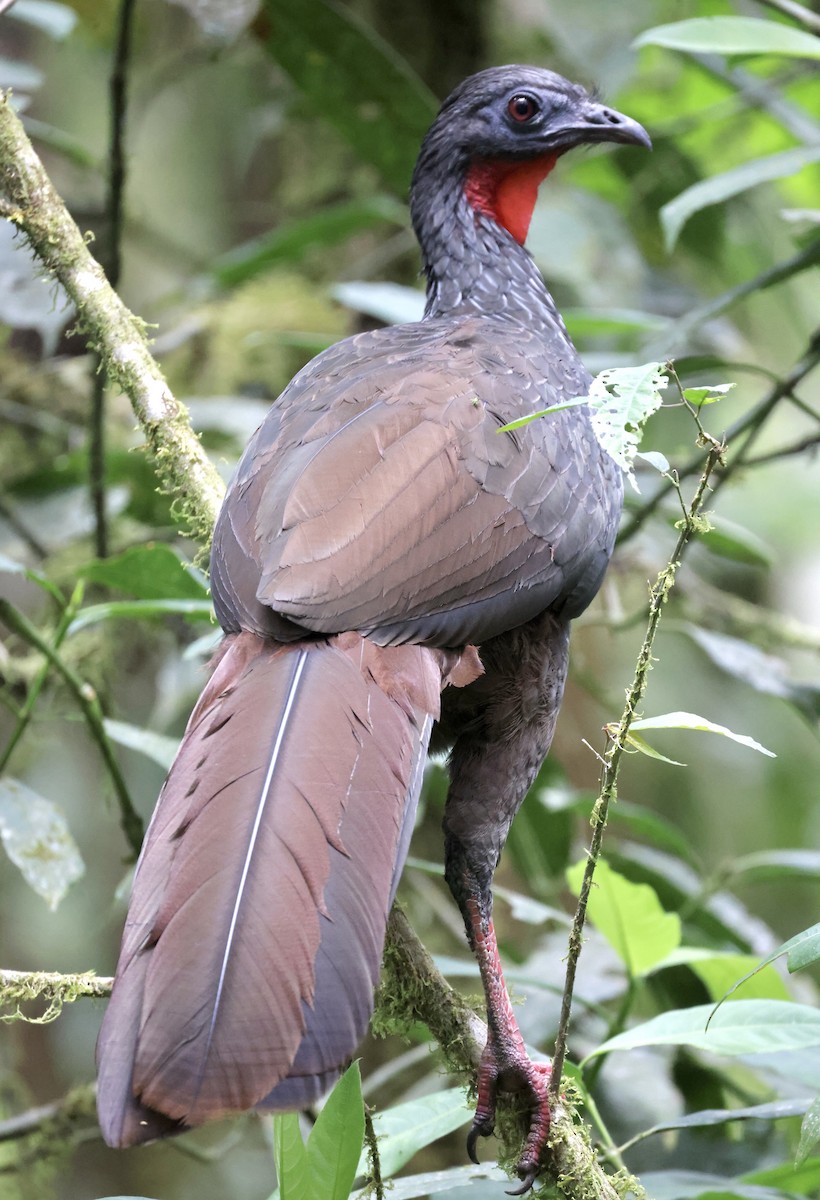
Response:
[97,631,463,1147]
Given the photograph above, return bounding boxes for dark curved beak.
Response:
[552,98,652,152]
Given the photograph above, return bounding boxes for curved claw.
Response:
[466,1124,482,1165]
[506,1168,537,1196]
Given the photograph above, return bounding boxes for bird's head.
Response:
[413,65,651,246]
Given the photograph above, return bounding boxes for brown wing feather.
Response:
[211,315,621,647]
[96,631,458,1146]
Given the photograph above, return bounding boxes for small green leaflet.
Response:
[797,1094,820,1167]
[611,711,776,764]
[566,858,681,978]
[684,383,735,406]
[270,1063,364,1200]
[588,999,820,1061]
[633,16,820,61]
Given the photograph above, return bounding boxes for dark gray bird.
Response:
[97,64,650,1191]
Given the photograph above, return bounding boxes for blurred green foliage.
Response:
[0,0,818,1198]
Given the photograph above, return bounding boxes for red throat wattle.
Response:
[464,153,559,245]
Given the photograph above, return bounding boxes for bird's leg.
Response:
[441,614,570,1193]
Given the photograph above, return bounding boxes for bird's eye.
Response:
[507,94,539,123]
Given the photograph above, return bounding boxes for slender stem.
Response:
[0,1084,97,1147]
[363,1108,385,1200]
[0,582,83,774]
[88,0,138,558]
[657,241,820,358]
[0,598,144,855]
[754,0,820,34]
[619,330,820,544]
[549,440,725,1099]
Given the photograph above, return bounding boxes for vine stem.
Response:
[89,0,138,558]
[549,436,726,1099]
[0,597,144,854]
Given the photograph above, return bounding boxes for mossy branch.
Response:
[378,908,623,1200]
[0,969,112,1024]
[0,89,224,545]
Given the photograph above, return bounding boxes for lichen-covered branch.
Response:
[0,89,224,545]
[0,969,112,1024]
[551,439,725,1101]
[377,908,623,1200]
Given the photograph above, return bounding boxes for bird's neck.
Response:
[411,153,566,332]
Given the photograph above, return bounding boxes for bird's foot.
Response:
[466,1037,552,1195]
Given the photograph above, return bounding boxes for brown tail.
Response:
[96,630,467,1147]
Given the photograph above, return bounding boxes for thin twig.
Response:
[619,330,820,543]
[363,1108,385,1200]
[754,0,820,34]
[0,1084,97,1146]
[742,431,820,466]
[0,91,224,547]
[550,437,725,1098]
[653,241,820,358]
[0,583,82,774]
[89,0,138,558]
[0,597,144,854]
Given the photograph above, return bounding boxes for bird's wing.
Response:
[212,316,621,647]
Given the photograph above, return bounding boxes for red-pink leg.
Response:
[466,899,552,1194]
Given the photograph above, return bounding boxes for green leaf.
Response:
[67,598,214,636]
[78,544,208,601]
[689,954,790,1004]
[103,720,179,772]
[707,924,820,1018]
[351,1163,507,1199]
[728,849,820,884]
[306,1062,365,1200]
[797,1096,820,1167]
[683,384,735,406]
[262,0,437,193]
[587,362,667,489]
[638,1168,787,1200]
[0,778,84,909]
[212,197,406,289]
[633,1097,810,1146]
[272,1111,310,1200]
[500,362,668,489]
[566,858,681,978]
[747,1156,820,1196]
[623,730,686,766]
[786,923,820,973]
[636,450,670,475]
[661,147,820,251]
[634,17,820,61]
[355,1087,473,1180]
[692,521,773,567]
[588,1000,820,1061]
[627,711,776,758]
[681,627,819,720]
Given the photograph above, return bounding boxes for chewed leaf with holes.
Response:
[586,362,667,490]
[0,778,84,909]
[497,361,668,489]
